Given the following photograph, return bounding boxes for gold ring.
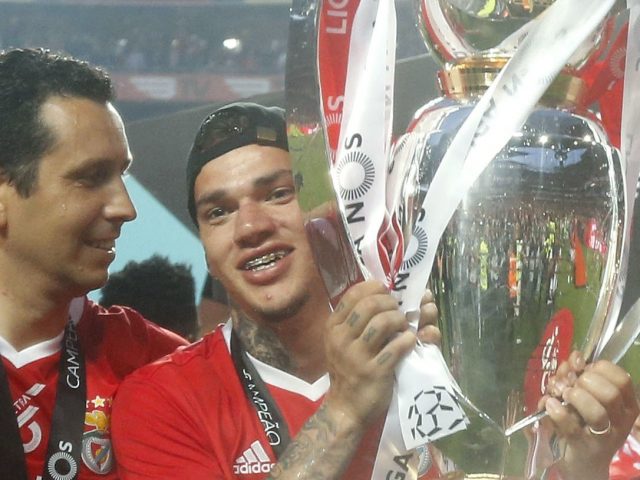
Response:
[588,420,612,436]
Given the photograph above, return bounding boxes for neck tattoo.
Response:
[232,309,297,374]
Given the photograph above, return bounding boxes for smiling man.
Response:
[0,48,187,480]
[111,102,638,480]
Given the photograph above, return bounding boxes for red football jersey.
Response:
[610,434,640,480]
[112,323,446,479]
[0,297,187,480]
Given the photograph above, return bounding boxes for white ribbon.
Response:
[333,0,395,282]
[330,1,466,477]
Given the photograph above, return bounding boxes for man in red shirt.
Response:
[112,102,638,480]
[0,48,188,480]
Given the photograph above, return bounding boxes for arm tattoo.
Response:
[232,309,296,374]
[268,404,360,480]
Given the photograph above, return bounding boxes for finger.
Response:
[546,366,577,398]
[546,353,580,397]
[561,381,609,434]
[417,325,441,346]
[420,288,435,306]
[357,310,408,353]
[373,329,416,373]
[568,350,586,374]
[586,360,637,412]
[577,362,639,433]
[339,294,400,341]
[545,396,583,437]
[418,299,439,329]
[330,280,389,326]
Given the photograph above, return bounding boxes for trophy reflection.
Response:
[402,0,626,476]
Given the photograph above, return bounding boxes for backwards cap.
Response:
[186,102,288,224]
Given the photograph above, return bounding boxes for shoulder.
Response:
[78,300,189,375]
[81,300,185,342]
[112,327,238,424]
[122,326,230,386]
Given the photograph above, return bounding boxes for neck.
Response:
[232,302,330,383]
[0,297,71,351]
[0,260,75,351]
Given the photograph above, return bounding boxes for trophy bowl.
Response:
[415,0,615,68]
[399,94,625,475]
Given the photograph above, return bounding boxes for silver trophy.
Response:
[399,0,628,476]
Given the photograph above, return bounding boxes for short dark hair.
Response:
[100,255,198,341]
[185,102,288,224]
[0,48,114,196]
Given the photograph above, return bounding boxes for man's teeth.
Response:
[90,241,115,253]
[244,251,287,271]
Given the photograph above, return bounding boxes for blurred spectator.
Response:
[100,255,198,341]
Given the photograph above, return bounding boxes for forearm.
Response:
[267,402,365,480]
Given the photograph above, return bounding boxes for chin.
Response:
[257,290,310,322]
[77,272,109,294]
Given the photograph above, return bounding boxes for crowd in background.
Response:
[0,1,427,76]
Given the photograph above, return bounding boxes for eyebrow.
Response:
[254,168,292,188]
[195,168,292,209]
[65,156,132,178]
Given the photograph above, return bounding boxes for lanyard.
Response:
[230,330,291,459]
[0,321,86,480]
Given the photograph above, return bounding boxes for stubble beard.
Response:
[256,288,311,323]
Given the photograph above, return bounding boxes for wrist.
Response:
[321,395,369,440]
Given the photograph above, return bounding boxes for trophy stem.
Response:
[437,60,586,108]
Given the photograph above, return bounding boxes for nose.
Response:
[105,177,137,223]
[233,201,276,247]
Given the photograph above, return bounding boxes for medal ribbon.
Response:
[230,331,291,459]
[42,320,86,480]
[0,308,86,480]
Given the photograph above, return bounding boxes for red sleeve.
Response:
[81,302,189,378]
[112,369,222,479]
[122,305,190,361]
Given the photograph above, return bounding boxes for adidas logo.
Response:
[233,440,275,475]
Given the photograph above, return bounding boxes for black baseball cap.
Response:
[186,102,288,224]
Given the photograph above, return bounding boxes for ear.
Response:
[204,251,214,276]
[0,175,12,230]
[203,251,220,279]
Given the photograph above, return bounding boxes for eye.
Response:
[75,165,113,188]
[267,187,295,203]
[204,206,230,225]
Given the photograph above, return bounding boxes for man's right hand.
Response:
[268,280,416,479]
[323,279,416,429]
